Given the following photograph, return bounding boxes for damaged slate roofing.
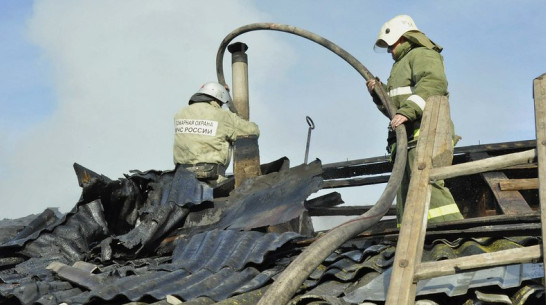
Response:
[0,156,545,304]
[0,158,322,304]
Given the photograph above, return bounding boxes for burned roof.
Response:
[1,140,544,304]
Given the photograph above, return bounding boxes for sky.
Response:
[1,0,545,230]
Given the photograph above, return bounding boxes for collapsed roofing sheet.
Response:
[45,230,301,304]
[215,160,323,230]
[0,158,324,304]
[1,154,544,304]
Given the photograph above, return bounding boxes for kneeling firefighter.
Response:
[173,82,260,185]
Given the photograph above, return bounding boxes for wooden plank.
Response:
[499,178,539,191]
[430,149,537,181]
[386,96,448,305]
[533,73,546,295]
[503,163,538,170]
[482,171,534,215]
[470,152,534,215]
[431,97,454,168]
[414,245,541,281]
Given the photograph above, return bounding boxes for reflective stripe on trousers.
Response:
[428,203,460,219]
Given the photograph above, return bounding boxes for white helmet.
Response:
[189,82,232,105]
[374,15,419,51]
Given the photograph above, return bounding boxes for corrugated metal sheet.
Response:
[0,208,63,246]
[342,238,543,303]
[1,280,81,305]
[166,230,301,272]
[0,228,301,304]
[48,230,300,304]
[422,236,541,262]
[63,267,267,303]
[0,208,74,249]
[215,160,323,230]
[304,244,394,288]
[2,219,544,305]
[0,200,109,279]
[344,263,544,303]
[75,163,213,237]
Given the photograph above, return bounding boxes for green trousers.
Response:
[396,147,464,224]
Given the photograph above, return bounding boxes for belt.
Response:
[178,163,225,179]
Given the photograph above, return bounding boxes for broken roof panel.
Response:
[216,160,323,230]
[165,229,301,273]
[0,200,109,278]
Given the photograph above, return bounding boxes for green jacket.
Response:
[173,101,260,167]
[375,40,450,144]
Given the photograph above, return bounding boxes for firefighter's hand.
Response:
[366,79,377,93]
[390,114,408,129]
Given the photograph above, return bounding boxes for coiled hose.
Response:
[215,23,407,305]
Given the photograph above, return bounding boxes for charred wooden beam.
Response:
[304,192,344,208]
[321,161,392,180]
[321,140,536,181]
[429,213,540,230]
[359,222,542,242]
[308,205,397,217]
[356,214,542,240]
[453,139,536,155]
[470,152,534,215]
[322,175,390,188]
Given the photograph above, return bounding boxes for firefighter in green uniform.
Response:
[367,15,464,224]
[173,82,260,185]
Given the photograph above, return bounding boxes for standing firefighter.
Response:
[173,82,260,185]
[366,15,463,224]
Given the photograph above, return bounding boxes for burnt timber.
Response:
[315,139,539,219]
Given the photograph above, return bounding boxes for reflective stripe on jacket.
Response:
[387,41,450,143]
[173,101,259,167]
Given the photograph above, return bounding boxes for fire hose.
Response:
[215,23,408,305]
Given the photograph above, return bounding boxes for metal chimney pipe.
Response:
[228,42,261,187]
[228,42,250,120]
